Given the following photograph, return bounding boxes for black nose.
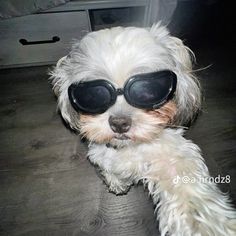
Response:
[109,116,132,133]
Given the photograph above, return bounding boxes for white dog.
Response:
[50,23,236,236]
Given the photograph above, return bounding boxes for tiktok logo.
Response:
[173,175,180,184]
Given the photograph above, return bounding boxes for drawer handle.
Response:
[19,36,60,45]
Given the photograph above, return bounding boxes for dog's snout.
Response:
[109,116,132,133]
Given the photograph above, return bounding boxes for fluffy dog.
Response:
[50,23,236,235]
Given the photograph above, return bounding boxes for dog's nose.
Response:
[109,116,132,133]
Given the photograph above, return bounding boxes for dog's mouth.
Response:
[114,134,130,140]
[107,134,132,149]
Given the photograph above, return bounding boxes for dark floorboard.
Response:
[0,66,158,236]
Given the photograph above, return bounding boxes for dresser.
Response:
[0,0,175,68]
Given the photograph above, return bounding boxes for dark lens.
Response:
[129,80,170,103]
[68,80,116,114]
[77,86,111,108]
[125,70,176,109]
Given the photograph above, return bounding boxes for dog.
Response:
[50,23,236,236]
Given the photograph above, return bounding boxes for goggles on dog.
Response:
[68,70,177,114]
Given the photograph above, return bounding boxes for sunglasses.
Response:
[68,70,177,114]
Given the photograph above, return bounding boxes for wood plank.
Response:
[0,66,158,236]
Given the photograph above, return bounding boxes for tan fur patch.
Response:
[147,101,177,125]
[80,114,114,143]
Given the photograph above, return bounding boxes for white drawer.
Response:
[0,11,90,68]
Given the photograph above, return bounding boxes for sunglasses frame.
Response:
[68,70,177,114]
[68,79,117,114]
[123,70,177,109]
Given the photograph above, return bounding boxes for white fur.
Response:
[88,129,236,235]
[50,23,236,236]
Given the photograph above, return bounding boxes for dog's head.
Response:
[50,23,201,148]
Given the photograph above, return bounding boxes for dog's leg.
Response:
[88,144,134,195]
[144,137,236,236]
[100,170,133,195]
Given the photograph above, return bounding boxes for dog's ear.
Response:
[150,23,193,71]
[150,23,201,125]
[49,56,68,97]
[49,56,80,130]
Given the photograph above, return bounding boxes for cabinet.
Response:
[0,0,159,68]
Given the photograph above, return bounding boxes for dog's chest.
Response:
[87,143,157,178]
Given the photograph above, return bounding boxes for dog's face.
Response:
[50,24,201,147]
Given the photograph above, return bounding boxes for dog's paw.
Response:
[108,182,131,195]
[101,171,132,195]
